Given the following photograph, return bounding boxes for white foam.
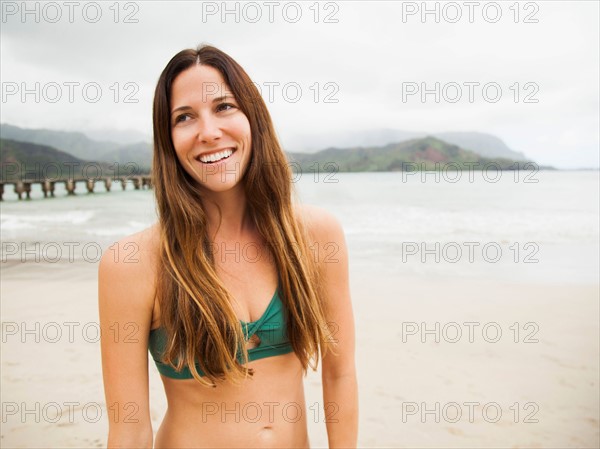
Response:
[1,211,95,226]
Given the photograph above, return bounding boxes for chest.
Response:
[213,239,279,324]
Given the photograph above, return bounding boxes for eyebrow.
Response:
[171,95,234,116]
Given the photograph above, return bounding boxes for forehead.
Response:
[170,64,232,106]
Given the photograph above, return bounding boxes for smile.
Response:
[196,148,236,164]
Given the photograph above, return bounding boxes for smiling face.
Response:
[169,64,252,194]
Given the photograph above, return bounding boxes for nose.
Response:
[196,114,223,144]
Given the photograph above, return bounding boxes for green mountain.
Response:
[286,136,542,172]
[0,139,142,181]
[435,131,527,161]
[1,123,118,161]
[289,128,528,161]
[0,124,547,181]
[0,123,152,169]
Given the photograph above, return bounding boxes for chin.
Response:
[197,177,243,194]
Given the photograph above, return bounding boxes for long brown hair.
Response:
[151,44,336,387]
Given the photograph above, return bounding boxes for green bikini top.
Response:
[148,280,294,379]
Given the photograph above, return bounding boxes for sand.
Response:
[1,259,598,448]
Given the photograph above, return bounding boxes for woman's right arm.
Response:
[98,233,157,448]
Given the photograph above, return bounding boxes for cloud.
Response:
[1,0,598,168]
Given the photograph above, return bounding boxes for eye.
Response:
[217,103,235,111]
[174,113,190,124]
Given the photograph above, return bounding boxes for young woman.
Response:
[98,44,358,448]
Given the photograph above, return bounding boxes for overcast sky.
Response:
[1,0,598,168]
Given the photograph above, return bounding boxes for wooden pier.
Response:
[0,176,153,200]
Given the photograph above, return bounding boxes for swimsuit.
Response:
[148,279,294,379]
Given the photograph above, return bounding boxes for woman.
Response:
[98,44,358,448]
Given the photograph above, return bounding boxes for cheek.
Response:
[171,129,193,160]
[234,117,252,143]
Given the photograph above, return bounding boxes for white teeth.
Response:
[199,148,234,164]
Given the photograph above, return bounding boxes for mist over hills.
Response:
[1,124,152,170]
[287,128,528,161]
[2,123,528,161]
[1,123,118,162]
[287,136,541,172]
[0,139,120,181]
[84,128,152,145]
[0,123,545,179]
[99,142,153,168]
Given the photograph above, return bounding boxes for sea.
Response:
[1,170,598,285]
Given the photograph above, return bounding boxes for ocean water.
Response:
[1,171,598,284]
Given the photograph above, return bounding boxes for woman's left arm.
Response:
[305,205,359,448]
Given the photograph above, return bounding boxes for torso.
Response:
[142,218,311,448]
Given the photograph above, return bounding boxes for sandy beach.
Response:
[1,258,598,448]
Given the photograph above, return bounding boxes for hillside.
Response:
[1,124,547,179]
[435,131,527,161]
[3,124,531,168]
[0,123,152,168]
[1,123,119,161]
[288,128,528,161]
[286,136,539,172]
[0,139,144,181]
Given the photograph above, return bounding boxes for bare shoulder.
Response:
[99,222,160,271]
[294,203,348,274]
[294,203,346,244]
[98,222,161,311]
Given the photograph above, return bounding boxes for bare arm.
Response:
[302,205,359,448]
[98,232,157,448]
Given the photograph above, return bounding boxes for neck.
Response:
[202,185,254,241]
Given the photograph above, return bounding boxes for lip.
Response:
[194,147,236,165]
